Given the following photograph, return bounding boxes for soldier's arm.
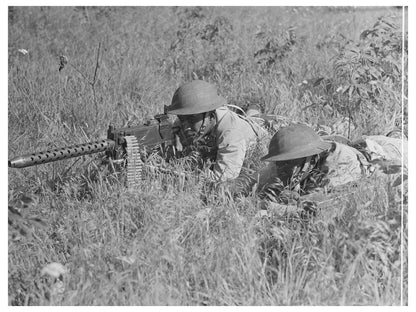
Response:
[207,130,248,182]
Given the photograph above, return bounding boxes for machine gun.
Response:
[8,114,176,187]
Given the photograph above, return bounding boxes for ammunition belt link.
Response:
[124,135,143,188]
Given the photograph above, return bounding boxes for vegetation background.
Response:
[7,6,408,305]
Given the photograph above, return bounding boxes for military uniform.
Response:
[255,141,371,192]
[166,80,267,182]
[196,107,265,181]
[253,124,407,197]
[352,135,407,169]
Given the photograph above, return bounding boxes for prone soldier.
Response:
[247,123,407,212]
[165,80,268,182]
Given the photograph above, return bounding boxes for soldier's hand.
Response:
[173,133,183,152]
[299,200,318,219]
[278,190,300,204]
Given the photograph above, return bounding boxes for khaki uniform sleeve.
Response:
[363,136,408,188]
[207,129,248,182]
[364,135,407,168]
[324,143,368,188]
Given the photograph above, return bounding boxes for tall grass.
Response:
[8,6,407,305]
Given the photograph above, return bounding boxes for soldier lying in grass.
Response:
[236,123,407,212]
[165,80,268,182]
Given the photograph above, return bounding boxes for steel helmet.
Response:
[261,124,332,162]
[165,80,227,115]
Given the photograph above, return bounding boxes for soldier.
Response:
[165,80,267,182]
[251,123,406,200]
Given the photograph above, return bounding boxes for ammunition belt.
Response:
[124,135,143,188]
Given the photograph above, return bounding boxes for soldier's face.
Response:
[277,158,305,168]
[178,114,205,133]
[178,113,217,140]
[275,157,306,184]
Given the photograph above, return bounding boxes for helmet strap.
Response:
[190,111,218,146]
[299,156,313,183]
[191,112,208,144]
[289,156,312,192]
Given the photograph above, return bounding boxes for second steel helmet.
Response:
[261,124,332,162]
[165,80,227,115]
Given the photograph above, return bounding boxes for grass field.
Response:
[7,6,407,305]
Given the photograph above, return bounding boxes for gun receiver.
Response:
[8,114,174,178]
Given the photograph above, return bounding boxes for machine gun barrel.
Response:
[8,139,115,168]
[8,115,174,171]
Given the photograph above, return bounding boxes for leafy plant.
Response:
[254,26,297,68]
[332,16,406,133]
[166,7,236,81]
[296,16,406,137]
